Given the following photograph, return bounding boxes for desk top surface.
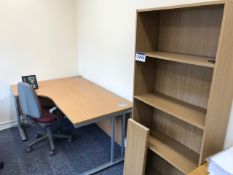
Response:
[11,77,132,125]
[188,163,208,175]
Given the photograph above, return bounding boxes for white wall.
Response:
[76,0,233,148]
[0,0,77,127]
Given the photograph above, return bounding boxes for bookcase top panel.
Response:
[137,0,224,13]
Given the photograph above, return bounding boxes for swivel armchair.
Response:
[17,82,72,156]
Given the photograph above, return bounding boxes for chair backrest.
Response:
[17,82,41,119]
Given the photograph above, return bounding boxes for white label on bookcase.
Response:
[135,52,146,62]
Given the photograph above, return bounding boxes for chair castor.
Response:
[0,161,4,169]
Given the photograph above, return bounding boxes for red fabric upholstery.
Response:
[32,108,57,123]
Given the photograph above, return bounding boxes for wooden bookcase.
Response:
[124,1,233,175]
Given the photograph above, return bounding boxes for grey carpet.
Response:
[0,123,123,175]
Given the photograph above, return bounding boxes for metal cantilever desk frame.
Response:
[12,77,132,175]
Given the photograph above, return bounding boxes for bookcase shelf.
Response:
[148,131,199,174]
[145,51,215,68]
[134,93,206,130]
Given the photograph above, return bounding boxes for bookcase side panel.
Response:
[200,0,233,163]
[136,12,160,52]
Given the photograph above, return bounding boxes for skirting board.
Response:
[0,120,18,131]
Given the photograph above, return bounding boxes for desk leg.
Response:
[14,96,27,141]
[111,116,115,163]
[121,113,126,158]
[78,111,132,175]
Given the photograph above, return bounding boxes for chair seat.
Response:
[32,108,57,123]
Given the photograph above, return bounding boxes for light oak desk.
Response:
[188,163,208,175]
[11,77,132,175]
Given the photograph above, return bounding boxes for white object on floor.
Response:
[208,147,233,175]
